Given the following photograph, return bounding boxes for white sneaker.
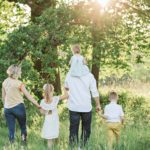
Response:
[78,146,82,150]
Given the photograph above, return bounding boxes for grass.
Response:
[100,81,150,98]
[0,84,150,150]
[0,110,150,150]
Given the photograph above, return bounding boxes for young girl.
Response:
[40,84,68,148]
[69,44,90,77]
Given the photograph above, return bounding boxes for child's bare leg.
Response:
[48,139,53,149]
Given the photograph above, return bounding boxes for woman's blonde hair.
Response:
[7,64,22,79]
[71,44,81,54]
[43,84,54,103]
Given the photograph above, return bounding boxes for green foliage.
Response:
[0,0,150,149]
[0,0,149,92]
[99,92,150,126]
[0,92,150,149]
[0,0,30,39]
[0,4,74,96]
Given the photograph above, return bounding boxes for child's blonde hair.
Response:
[71,44,81,54]
[43,84,54,103]
[7,64,22,79]
[109,91,118,100]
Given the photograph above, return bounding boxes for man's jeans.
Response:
[4,103,27,143]
[69,110,92,146]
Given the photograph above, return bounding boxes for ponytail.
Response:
[43,84,54,103]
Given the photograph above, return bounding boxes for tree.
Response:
[1,0,149,92]
[1,4,74,95]
[7,0,57,19]
[71,0,150,86]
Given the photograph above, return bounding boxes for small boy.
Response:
[99,91,124,149]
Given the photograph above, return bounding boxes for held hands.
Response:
[39,109,52,115]
[97,110,108,120]
[95,105,107,119]
[37,105,42,109]
[96,105,101,113]
[39,108,46,115]
[34,102,41,109]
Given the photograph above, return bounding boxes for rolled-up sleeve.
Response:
[89,75,99,98]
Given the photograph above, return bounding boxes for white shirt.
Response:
[64,72,99,112]
[104,101,124,123]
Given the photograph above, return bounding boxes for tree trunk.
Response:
[53,68,61,94]
[91,64,99,87]
[7,0,61,93]
[91,47,100,88]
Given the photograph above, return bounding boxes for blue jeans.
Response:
[69,111,92,146]
[4,103,27,143]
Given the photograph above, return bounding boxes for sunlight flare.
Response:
[98,0,110,7]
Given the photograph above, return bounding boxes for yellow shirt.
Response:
[2,77,24,108]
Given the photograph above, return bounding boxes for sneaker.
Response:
[21,134,27,146]
[78,146,82,150]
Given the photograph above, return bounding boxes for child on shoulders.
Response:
[69,44,90,77]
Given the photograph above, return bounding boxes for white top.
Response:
[64,72,99,112]
[40,96,60,112]
[104,101,124,123]
[70,54,89,77]
[40,96,60,139]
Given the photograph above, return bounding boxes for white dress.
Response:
[40,96,60,139]
[70,55,89,77]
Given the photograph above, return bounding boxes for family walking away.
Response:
[2,44,125,149]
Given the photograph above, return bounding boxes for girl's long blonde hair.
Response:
[43,84,54,103]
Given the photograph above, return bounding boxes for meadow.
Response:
[0,83,150,150]
[0,0,150,149]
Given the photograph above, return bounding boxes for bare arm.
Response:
[120,106,125,124]
[89,74,101,112]
[69,60,71,65]
[98,112,108,119]
[40,109,46,115]
[83,57,87,65]
[60,88,69,100]
[101,114,108,119]
[20,84,41,108]
[94,96,101,112]
[120,116,125,124]
[40,109,51,115]
[2,86,6,104]
[69,57,72,66]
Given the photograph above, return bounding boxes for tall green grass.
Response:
[0,90,150,150]
[0,112,150,150]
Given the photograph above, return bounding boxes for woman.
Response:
[2,64,41,144]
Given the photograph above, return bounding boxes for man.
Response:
[64,72,101,147]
